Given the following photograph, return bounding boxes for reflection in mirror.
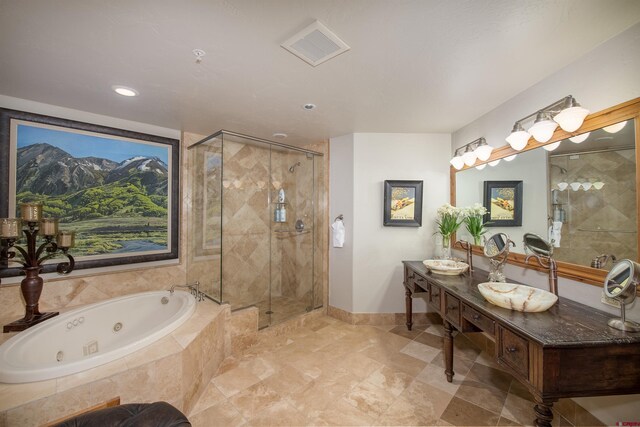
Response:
[484,232,514,282]
[523,233,553,257]
[456,118,636,275]
[603,259,640,332]
[549,119,636,268]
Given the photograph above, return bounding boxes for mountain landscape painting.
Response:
[13,122,172,259]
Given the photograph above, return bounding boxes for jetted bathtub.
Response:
[0,290,196,383]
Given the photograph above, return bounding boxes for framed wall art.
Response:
[0,108,180,278]
[483,180,523,227]
[383,180,423,227]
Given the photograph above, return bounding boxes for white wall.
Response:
[451,23,640,424]
[330,133,451,314]
[329,134,355,312]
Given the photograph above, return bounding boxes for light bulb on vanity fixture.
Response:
[529,112,558,143]
[593,181,605,190]
[603,121,627,133]
[504,155,517,161]
[506,123,530,151]
[462,144,477,166]
[569,132,590,143]
[473,139,493,161]
[582,182,593,191]
[543,141,561,152]
[557,182,569,191]
[570,182,582,191]
[488,159,501,167]
[450,149,465,170]
[553,97,590,132]
[506,95,589,148]
[475,164,487,170]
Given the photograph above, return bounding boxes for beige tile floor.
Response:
[188,316,604,427]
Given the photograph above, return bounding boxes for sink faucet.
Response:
[591,254,617,269]
[169,281,204,301]
[454,240,473,272]
[525,254,558,296]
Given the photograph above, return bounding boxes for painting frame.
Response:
[483,180,523,227]
[383,180,423,227]
[0,108,180,279]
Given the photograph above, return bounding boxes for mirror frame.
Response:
[451,97,640,287]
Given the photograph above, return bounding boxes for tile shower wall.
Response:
[221,139,271,309]
[550,148,637,265]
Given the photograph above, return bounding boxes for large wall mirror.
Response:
[452,98,640,286]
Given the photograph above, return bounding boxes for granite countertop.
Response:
[404,260,640,347]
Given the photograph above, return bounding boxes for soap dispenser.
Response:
[278,189,287,222]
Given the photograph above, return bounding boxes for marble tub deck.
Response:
[0,299,230,427]
[188,315,605,427]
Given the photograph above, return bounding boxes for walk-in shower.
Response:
[186,131,325,328]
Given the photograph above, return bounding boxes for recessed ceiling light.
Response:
[112,86,138,97]
[272,133,288,139]
[302,103,316,110]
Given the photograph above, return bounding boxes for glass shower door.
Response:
[267,149,315,326]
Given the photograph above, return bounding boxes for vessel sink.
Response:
[477,282,558,312]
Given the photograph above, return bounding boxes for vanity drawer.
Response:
[428,283,441,313]
[498,325,529,378]
[444,293,461,328]
[462,304,495,335]
[405,270,428,295]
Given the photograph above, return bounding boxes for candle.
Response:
[56,231,75,248]
[20,203,43,222]
[0,218,21,238]
[40,218,59,236]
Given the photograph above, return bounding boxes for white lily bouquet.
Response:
[463,203,489,245]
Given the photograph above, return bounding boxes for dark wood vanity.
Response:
[403,261,640,427]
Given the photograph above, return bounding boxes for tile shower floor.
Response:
[188,316,603,427]
[256,296,313,329]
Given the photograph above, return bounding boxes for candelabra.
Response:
[1,203,75,333]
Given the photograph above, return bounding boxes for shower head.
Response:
[288,162,301,173]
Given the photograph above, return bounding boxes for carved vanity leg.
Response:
[405,288,413,331]
[443,321,454,382]
[533,397,555,427]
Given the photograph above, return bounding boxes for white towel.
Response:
[548,221,563,248]
[331,219,345,248]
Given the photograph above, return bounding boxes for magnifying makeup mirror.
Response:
[523,233,553,257]
[483,233,514,282]
[604,260,640,332]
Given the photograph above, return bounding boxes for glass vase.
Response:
[473,235,483,246]
[442,234,452,260]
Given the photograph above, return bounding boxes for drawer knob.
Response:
[472,314,480,320]
[506,346,518,353]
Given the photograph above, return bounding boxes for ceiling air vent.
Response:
[281,20,350,67]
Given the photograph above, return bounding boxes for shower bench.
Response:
[402,260,640,427]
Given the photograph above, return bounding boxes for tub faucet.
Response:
[591,254,616,269]
[169,281,204,301]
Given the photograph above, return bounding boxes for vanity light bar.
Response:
[506,95,589,151]
[450,137,493,170]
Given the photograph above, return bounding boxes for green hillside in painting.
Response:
[17,143,169,256]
